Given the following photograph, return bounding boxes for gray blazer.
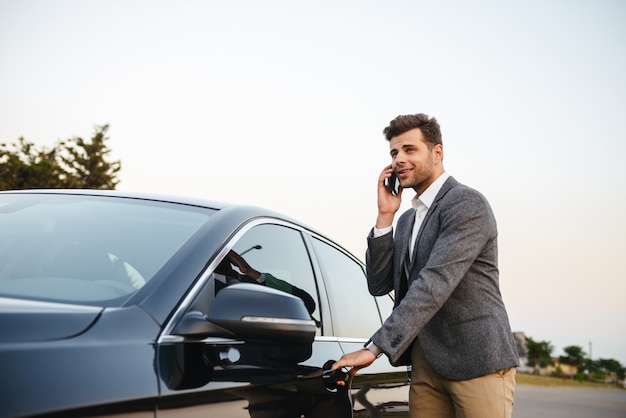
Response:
[367,176,519,380]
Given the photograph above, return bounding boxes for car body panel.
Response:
[0,305,159,417]
[0,297,102,342]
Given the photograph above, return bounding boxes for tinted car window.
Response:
[0,194,215,305]
[229,224,322,332]
[311,237,382,337]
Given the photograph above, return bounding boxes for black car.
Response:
[0,189,409,417]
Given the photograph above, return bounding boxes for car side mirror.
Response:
[162,284,317,390]
[174,283,316,344]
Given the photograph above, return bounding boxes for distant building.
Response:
[513,332,532,373]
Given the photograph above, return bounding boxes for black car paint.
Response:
[2,304,159,417]
[0,190,409,417]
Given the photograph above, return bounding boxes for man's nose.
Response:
[394,151,406,164]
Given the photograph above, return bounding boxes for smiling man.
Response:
[333,113,519,418]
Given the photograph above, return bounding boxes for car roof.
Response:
[0,188,228,209]
[0,188,325,239]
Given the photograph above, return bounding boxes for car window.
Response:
[310,237,382,338]
[195,223,322,334]
[0,194,215,305]
[232,224,321,330]
[375,290,395,322]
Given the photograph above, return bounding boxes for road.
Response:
[514,384,626,417]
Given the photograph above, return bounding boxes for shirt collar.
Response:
[411,172,450,210]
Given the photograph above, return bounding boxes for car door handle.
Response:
[321,359,350,392]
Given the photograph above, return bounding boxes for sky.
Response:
[1,0,625,365]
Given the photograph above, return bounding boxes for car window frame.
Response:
[158,217,329,343]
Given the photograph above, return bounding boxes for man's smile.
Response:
[396,167,412,178]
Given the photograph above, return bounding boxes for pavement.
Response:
[513,384,626,418]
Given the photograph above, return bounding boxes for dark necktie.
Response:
[398,210,416,299]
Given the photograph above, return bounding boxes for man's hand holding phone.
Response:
[377,165,403,229]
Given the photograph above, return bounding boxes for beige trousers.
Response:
[409,342,516,418]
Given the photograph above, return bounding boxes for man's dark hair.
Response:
[383,113,442,146]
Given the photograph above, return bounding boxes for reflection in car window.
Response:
[225,224,322,333]
[311,237,382,338]
[0,194,215,305]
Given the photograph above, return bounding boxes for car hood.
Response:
[0,297,103,343]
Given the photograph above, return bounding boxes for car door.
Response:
[309,236,410,416]
[156,220,352,417]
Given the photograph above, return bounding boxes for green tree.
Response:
[597,358,625,384]
[525,336,554,374]
[59,124,120,189]
[0,125,120,190]
[559,345,586,379]
[580,357,625,384]
[0,137,65,190]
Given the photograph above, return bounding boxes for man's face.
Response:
[389,128,443,195]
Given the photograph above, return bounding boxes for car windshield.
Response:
[0,193,216,306]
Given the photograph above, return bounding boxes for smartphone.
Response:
[385,172,401,196]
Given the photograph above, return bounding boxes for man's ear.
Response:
[434,144,444,163]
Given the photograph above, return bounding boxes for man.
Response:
[333,113,518,417]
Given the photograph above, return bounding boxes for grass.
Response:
[516,372,624,389]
